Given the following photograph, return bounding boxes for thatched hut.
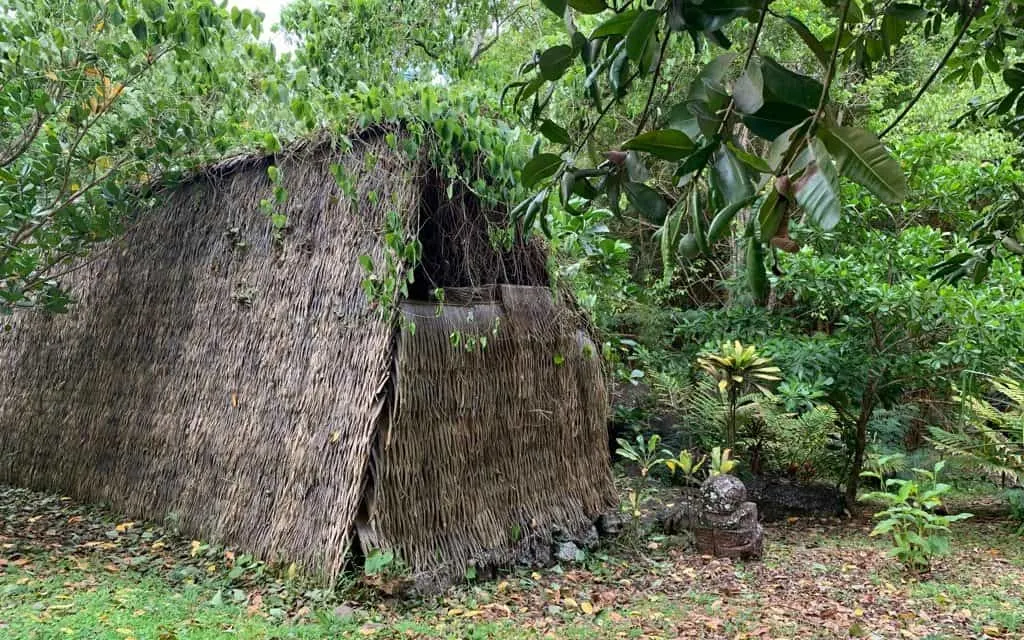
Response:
[0,125,616,586]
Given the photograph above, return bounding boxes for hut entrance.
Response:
[407,171,548,300]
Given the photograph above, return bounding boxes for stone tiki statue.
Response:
[664,474,764,560]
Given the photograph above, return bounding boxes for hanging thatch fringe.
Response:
[367,285,612,586]
[0,126,615,585]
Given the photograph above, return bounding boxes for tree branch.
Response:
[879,8,976,139]
[634,31,671,135]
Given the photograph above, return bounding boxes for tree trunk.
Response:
[845,375,879,511]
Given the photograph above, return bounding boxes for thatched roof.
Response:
[0,125,615,584]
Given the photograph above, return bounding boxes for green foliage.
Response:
[615,433,665,478]
[698,340,781,397]
[697,340,781,446]
[1007,488,1024,535]
[363,548,398,577]
[663,449,706,485]
[708,446,739,476]
[861,457,973,573]
[755,402,843,481]
[0,0,272,311]
[928,375,1024,483]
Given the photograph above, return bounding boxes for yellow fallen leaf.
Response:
[94,21,104,31]
[330,431,340,443]
[115,521,134,533]
[854,608,864,617]
[496,580,509,592]
[580,601,594,615]
[563,597,578,609]
[190,540,202,557]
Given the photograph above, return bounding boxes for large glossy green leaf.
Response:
[1004,67,1024,89]
[539,119,572,145]
[626,10,659,62]
[623,181,668,223]
[885,3,928,21]
[675,141,717,177]
[761,56,823,111]
[622,129,695,161]
[732,61,764,115]
[711,146,754,205]
[793,139,841,230]
[539,45,575,81]
[591,9,639,38]
[569,0,609,14]
[664,102,702,138]
[540,0,568,16]
[689,53,737,101]
[758,189,787,239]
[707,195,757,244]
[742,102,811,141]
[522,153,563,187]
[819,126,907,203]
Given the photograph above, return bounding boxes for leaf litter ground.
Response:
[1,483,1022,639]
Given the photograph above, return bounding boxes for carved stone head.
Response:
[701,474,747,515]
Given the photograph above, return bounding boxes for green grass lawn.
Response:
[2,484,1022,639]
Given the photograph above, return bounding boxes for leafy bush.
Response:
[929,375,1024,484]
[697,341,781,447]
[1007,489,1024,536]
[861,457,972,573]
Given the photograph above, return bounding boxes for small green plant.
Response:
[1006,488,1024,535]
[663,449,706,486]
[363,548,397,577]
[860,457,973,573]
[616,434,667,539]
[708,446,739,476]
[260,165,289,246]
[697,341,781,447]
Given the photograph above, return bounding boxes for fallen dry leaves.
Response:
[2,484,1023,639]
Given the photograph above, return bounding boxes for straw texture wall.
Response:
[365,285,615,581]
[0,133,405,578]
[0,126,615,584]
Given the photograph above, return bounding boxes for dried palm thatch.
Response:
[364,285,611,586]
[0,125,615,584]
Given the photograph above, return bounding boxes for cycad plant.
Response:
[928,375,1024,484]
[697,341,782,447]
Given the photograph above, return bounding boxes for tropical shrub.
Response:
[929,375,1024,484]
[861,457,972,573]
[697,341,781,447]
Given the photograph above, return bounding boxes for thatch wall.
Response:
[0,134,406,577]
[364,285,615,581]
[0,126,614,583]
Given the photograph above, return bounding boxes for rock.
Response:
[333,604,357,619]
[553,541,581,563]
[747,477,845,521]
[595,511,624,537]
[575,524,600,550]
